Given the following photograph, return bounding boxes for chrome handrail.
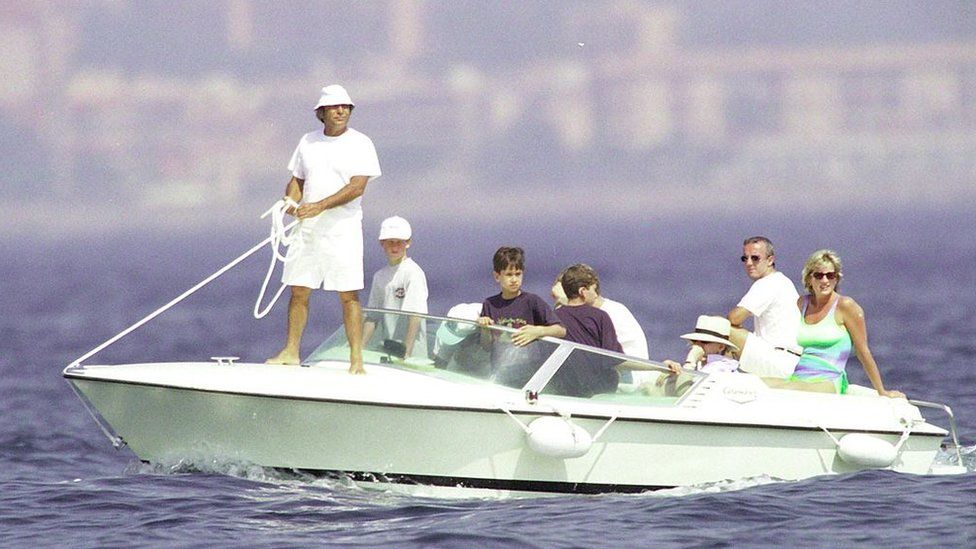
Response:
[909,399,963,466]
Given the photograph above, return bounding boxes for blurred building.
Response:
[2,0,975,212]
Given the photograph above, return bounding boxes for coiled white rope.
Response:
[253,198,302,319]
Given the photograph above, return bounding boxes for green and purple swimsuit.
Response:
[791,296,851,393]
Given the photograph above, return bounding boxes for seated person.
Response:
[362,216,429,359]
[727,236,801,378]
[547,264,623,398]
[662,315,740,375]
[636,315,740,397]
[432,302,489,376]
[551,270,649,359]
[552,267,649,384]
[786,249,904,397]
[478,247,565,387]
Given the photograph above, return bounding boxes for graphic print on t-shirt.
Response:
[494,316,528,329]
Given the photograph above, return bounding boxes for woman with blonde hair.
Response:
[791,249,904,397]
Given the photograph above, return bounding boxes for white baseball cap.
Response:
[435,303,482,347]
[314,84,354,109]
[378,216,412,240]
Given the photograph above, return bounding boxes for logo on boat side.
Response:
[722,386,757,404]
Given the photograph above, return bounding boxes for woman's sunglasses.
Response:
[811,271,838,280]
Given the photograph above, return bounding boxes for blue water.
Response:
[3,212,975,547]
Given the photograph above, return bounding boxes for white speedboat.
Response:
[65,308,964,496]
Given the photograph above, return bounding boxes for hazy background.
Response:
[3,0,975,237]
[3,1,975,358]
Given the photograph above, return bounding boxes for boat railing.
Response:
[909,399,964,466]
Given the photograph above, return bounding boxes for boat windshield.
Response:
[304,308,701,403]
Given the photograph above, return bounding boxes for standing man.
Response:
[727,236,801,378]
[266,84,381,373]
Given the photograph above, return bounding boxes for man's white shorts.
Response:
[281,228,364,291]
[738,332,800,378]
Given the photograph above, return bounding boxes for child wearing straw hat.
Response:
[663,315,741,375]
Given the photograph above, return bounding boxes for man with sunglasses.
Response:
[726,236,801,378]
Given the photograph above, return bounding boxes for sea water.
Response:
[2,212,974,547]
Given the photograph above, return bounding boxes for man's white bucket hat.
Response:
[378,216,412,240]
[314,84,354,109]
[679,315,739,350]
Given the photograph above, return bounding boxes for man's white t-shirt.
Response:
[736,271,801,352]
[598,298,649,359]
[288,128,381,235]
[366,257,429,358]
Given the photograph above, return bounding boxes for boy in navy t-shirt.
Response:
[551,263,623,397]
[478,247,565,386]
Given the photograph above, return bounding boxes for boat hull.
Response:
[66,362,947,495]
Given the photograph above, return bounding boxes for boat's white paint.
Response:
[64,359,948,494]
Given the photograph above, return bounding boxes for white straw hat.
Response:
[314,84,354,109]
[679,315,739,350]
[378,216,412,240]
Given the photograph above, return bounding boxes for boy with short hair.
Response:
[550,263,623,397]
[362,216,429,359]
[477,247,565,344]
[478,247,565,387]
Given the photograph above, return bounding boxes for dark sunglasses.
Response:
[740,255,764,263]
[811,271,838,280]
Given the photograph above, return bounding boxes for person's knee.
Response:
[338,291,361,306]
[291,286,312,302]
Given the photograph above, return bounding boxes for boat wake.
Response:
[121,443,974,502]
[123,457,361,493]
[935,443,976,472]
[122,456,791,499]
[646,475,785,497]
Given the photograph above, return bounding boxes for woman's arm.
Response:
[838,295,905,398]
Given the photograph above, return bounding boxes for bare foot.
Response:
[265,350,300,365]
[348,361,366,375]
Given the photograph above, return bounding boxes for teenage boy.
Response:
[549,264,624,397]
[552,267,649,384]
[478,247,565,341]
[478,247,565,386]
[362,216,429,359]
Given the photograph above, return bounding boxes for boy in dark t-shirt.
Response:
[551,264,623,397]
[478,247,565,386]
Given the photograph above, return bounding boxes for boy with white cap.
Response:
[266,84,381,373]
[362,216,429,359]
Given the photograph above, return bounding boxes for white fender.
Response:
[526,416,592,459]
[837,433,897,468]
